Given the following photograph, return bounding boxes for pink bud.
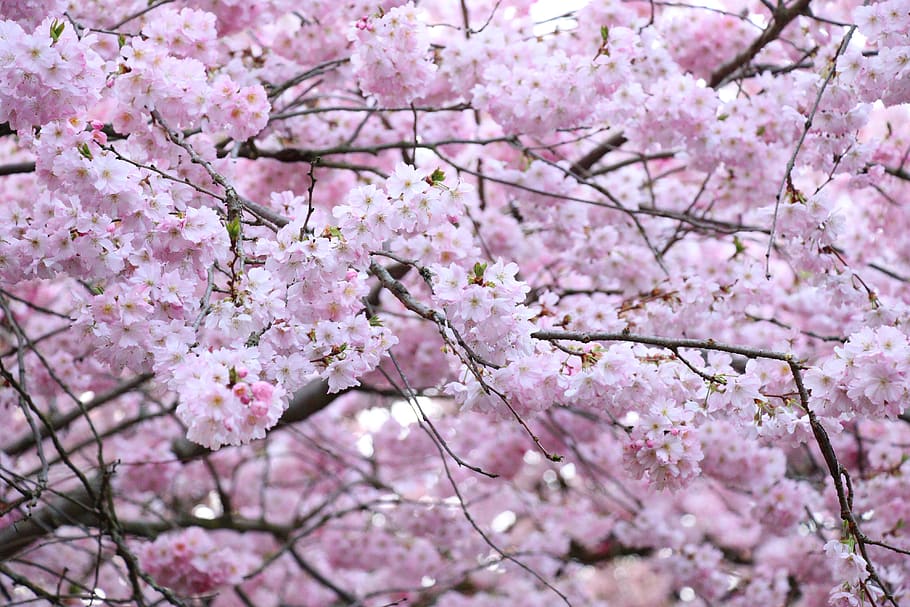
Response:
[251,381,274,402]
[232,383,251,405]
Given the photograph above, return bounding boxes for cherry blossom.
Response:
[1,1,910,606]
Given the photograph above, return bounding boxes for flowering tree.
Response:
[2,0,910,605]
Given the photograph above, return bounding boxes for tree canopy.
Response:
[2,1,910,606]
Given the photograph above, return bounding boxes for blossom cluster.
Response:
[807,326,910,420]
[170,348,287,449]
[661,12,755,80]
[0,17,105,130]
[141,7,218,63]
[332,164,462,252]
[206,74,271,140]
[624,401,704,490]
[348,2,437,107]
[138,528,247,595]
[432,260,533,362]
[0,0,66,27]
[4,1,910,606]
[472,45,599,136]
[112,9,269,137]
[760,190,846,275]
[844,0,910,105]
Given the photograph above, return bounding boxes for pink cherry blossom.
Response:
[1,1,910,606]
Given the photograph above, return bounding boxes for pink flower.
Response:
[348,2,437,106]
[250,380,274,402]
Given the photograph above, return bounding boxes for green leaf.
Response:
[49,19,65,43]
[600,25,609,43]
[78,142,93,160]
[472,262,487,280]
[226,217,242,243]
[430,168,446,184]
[369,315,383,327]
[733,235,745,256]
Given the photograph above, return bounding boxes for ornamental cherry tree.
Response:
[2,0,910,605]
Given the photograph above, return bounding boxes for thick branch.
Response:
[569,133,628,178]
[0,161,35,177]
[708,0,813,88]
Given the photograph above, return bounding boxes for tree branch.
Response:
[0,377,342,561]
[707,0,813,88]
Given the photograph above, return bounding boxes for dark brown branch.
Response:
[569,133,627,178]
[234,136,516,164]
[289,547,357,604]
[532,330,794,361]
[707,0,813,88]
[0,161,35,177]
